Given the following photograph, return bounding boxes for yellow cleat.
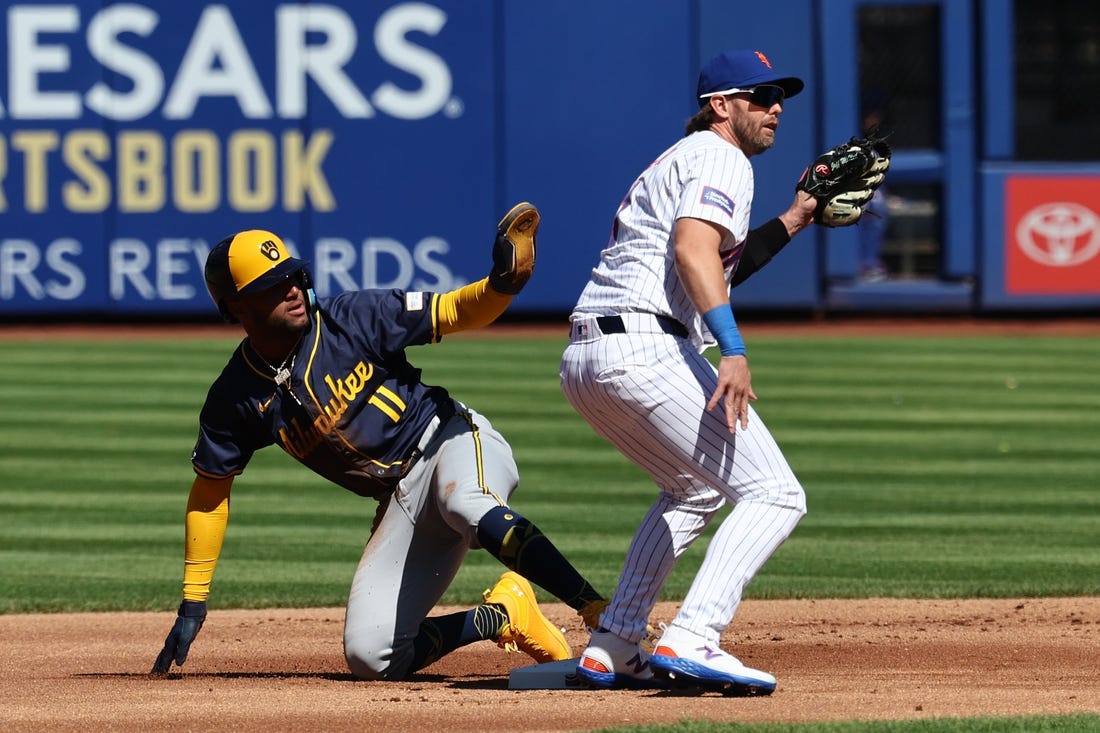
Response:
[483,571,571,663]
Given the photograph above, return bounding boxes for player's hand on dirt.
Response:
[708,355,756,432]
[150,600,207,676]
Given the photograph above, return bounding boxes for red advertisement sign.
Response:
[1005,177,1100,294]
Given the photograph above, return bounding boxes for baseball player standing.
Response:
[560,50,819,693]
[151,204,609,681]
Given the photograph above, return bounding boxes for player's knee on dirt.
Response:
[345,634,414,681]
[344,642,388,681]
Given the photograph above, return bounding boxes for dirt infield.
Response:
[3,597,1098,732]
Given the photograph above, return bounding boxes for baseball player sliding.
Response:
[151,205,610,680]
[560,49,890,693]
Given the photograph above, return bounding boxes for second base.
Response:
[507,658,588,690]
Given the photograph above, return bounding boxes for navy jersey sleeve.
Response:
[191,352,276,478]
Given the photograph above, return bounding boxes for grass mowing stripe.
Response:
[776,411,1096,429]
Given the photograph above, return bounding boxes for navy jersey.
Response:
[192,289,452,498]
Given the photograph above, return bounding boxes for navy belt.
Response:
[596,315,688,339]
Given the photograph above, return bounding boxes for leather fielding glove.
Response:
[796,131,892,227]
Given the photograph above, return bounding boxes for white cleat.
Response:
[576,629,667,690]
[649,624,776,696]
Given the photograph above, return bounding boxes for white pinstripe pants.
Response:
[560,321,806,645]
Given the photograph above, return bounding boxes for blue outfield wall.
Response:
[2,1,1097,318]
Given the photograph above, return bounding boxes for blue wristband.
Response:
[702,305,746,356]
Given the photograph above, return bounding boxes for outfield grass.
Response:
[0,331,1098,614]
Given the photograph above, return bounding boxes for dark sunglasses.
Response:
[702,84,786,108]
[738,85,786,108]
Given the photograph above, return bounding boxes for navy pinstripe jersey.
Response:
[191,289,451,498]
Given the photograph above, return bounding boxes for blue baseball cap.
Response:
[697,50,804,106]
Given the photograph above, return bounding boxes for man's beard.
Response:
[733,117,775,156]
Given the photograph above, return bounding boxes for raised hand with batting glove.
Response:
[796,131,892,227]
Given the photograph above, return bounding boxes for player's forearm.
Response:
[678,254,731,313]
[435,278,513,335]
[731,195,815,287]
[182,476,232,602]
[730,218,791,287]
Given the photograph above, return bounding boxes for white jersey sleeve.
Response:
[675,140,754,245]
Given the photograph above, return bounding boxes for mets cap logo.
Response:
[755,51,772,68]
[1015,202,1100,267]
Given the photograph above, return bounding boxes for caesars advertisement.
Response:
[0,1,505,315]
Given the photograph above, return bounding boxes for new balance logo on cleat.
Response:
[697,645,723,661]
[625,652,649,675]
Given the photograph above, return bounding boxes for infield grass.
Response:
[1,330,1098,613]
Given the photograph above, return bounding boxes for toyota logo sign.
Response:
[1014,202,1100,267]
